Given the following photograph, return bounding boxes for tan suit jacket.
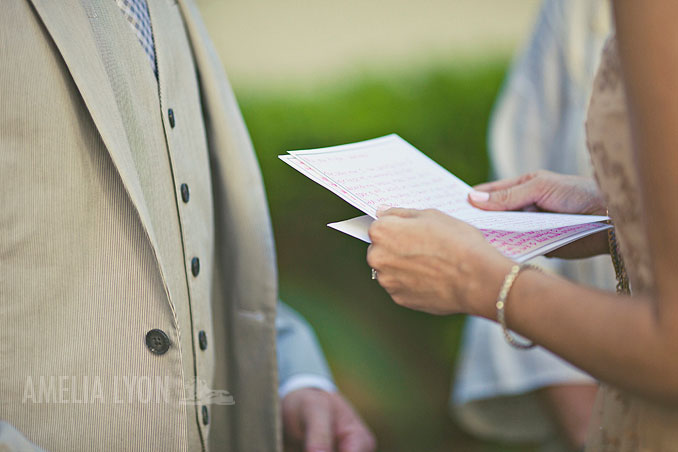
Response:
[0,1,331,450]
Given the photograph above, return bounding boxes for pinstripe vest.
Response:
[93,0,217,448]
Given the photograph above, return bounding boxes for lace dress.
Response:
[584,38,678,451]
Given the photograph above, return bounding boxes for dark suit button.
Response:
[168,108,176,128]
[191,257,200,277]
[180,183,190,203]
[202,405,209,425]
[145,329,170,355]
[198,330,207,350]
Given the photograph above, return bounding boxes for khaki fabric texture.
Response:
[1,0,280,450]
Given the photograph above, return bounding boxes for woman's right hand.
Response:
[468,170,607,215]
[468,170,610,259]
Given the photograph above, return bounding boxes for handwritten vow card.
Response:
[280,135,610,262]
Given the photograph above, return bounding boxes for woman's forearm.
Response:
[472,267,678,403]
[369,208,678,403]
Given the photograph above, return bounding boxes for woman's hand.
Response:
[367,208,512,317]
[469,170,610,259]
[468,170,607,215]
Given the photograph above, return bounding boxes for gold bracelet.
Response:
[496,263,538,350]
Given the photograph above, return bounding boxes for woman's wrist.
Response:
[465,254,515,320]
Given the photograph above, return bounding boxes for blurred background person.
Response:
[451,0,615,451]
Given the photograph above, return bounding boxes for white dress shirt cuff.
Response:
[279,374,337,400]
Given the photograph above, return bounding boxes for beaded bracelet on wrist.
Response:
[496,263,539,350]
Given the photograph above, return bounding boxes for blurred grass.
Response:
[238,61,537,452]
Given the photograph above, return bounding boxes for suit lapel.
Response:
[27,0,173,304]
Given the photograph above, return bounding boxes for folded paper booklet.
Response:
[279,134,611,262]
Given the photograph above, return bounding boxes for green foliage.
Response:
[237,61,535,451]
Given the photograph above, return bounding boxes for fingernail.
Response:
[469,191,490,202]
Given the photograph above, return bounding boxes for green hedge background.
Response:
[238,61,537,452]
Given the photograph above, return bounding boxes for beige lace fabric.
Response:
[584,38,678,451]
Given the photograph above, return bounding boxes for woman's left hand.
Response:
[367,208,512,316]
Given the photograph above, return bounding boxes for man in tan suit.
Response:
[0,1,375,451]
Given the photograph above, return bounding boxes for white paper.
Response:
[327,216,373,243]
[279,155,374,213]
[281,134,611,261]
[285,135,608,232]
[327,215,611,262]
